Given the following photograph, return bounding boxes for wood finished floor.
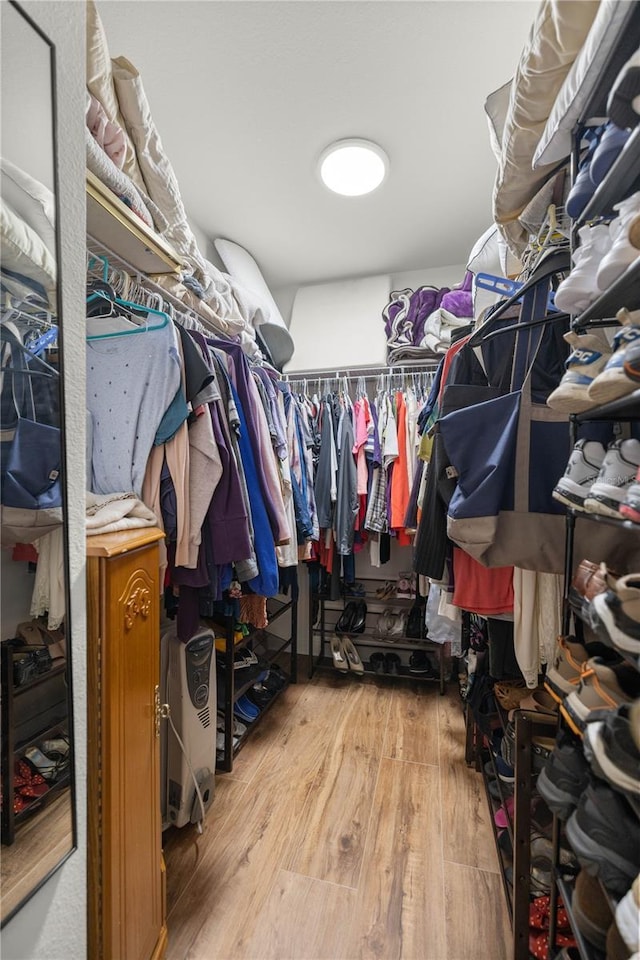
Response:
[163,673,510,960]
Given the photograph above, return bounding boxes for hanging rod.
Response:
[283,359,441,380]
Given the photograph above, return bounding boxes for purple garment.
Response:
[370,399,382,466]
[209,340,284,544]
[412,286,449,345]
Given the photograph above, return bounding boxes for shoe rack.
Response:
[309,576,447,694]
[213,593,298,774]
[0,643,70,845]
[545,22,640,959]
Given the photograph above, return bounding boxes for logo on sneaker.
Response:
[569,349,603,366]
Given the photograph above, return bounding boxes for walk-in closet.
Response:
[1,2,640,959]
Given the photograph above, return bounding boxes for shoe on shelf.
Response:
[554,224,612,315]
[553,440,607,512]
[608,47,640,130]
[583,439,640,519]
[623,336,640,386]
[572,869,614,953]
[330,636,349,673]
[408,649,433,675]
[386,612,408,640]
[591,572,640,657]
[596,192,640,291]
[589,121,632,185]
[561,658,640,736]
[349,600,367,634]
[234,694,260,723]
[384,652,401,675]
[506,686,558,722]
[565,162,598,220]
[566,779,640,897]
[536,729,591,821]
[375,580,396,600]
[343,580,365,597]
[583,704,640,798]
[369,652,386,674]
[614,876,640,956]
[341,637,364,675]
[587,308,640,405]
[396,571,416,599]
[545,635,592,702]
[620,466,640,523]
[24,745,58,782]
[547,330,613,413]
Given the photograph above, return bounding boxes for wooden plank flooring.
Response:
[163,673,510,960]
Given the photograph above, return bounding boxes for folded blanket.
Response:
[86,90,126,170]
[86,490,157,535]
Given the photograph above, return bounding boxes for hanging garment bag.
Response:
[0,324,62,543]
[439,268,570,574]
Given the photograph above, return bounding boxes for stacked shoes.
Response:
[548,307,640,413]
[553,437,640,519]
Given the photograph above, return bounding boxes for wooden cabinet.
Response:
[87,528,167,960]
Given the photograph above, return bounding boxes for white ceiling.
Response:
[98,0,539,291]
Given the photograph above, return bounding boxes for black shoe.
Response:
[370,652,385,674]
[384,652,401,675]
[566,780,640,897]
[349,600,367,634]
[408,650,433,675]
[537,730,591,821]
[335,602,357,635]
[583,704,640,799]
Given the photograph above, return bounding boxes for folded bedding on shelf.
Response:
[491,0,599,258]
[85,126,163,231]
[86,90,126,170]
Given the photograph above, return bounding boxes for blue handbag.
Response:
[439,266,570,574]
[1,324,63,543]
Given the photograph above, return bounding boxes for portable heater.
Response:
[160,624,216,829]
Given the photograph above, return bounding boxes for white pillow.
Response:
[534,0,633,168]
[1,199,57,307]
[214,238,294,368]
[0,157,56,255]
[466,224,521,279]
[484,80,512,164]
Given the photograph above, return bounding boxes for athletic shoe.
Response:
[583,439,640,518]
[608,47,640,130]
[572,869,614,952]
[589,121,632,185]
[536,729,591,820]
[561,658,640,736]
[587,309,640,404]
[547,330,613,413]
[597,192,640,291]
[592,572,640,657]
[621,467,640,523]
[554,224,612,315]
[553,440,607,512]
[545,636,592,702]
[623,337,640,385]
[566,779,640,896]
[583,704,640,797]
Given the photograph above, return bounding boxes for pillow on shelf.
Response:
[1,199,57,307]
[0,158,56,255]
[214,238,294,369]
[534,0,636,168]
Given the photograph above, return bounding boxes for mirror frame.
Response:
[1,0,77,928]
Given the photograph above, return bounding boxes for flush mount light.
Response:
[319,138,388,196]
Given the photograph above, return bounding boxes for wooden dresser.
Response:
[87,528,167,960]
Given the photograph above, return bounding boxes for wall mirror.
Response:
[0,0,76,926]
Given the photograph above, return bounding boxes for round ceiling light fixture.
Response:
[318,138,388,196]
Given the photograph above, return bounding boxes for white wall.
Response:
[272,262,467,330]
[0,3,87,958]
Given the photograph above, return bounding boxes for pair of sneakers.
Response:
[554,192,640,316]
[553,437,640,519]
[547,307,640,413]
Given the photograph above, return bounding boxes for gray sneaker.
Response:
[583,704,640,798]
[553,440,606,512]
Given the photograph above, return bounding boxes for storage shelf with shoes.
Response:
[309,577,447,694]
[574,258,640,328]
[211,596,298,774]
[579,124,640,226]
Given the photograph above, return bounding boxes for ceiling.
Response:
[98,1,539,292]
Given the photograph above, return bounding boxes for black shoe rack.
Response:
[309,575,447,694]
[211,593,298,774]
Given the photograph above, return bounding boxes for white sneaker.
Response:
[547,330,612,412]
[554,224,612,314]
[587,308,640,404]
[553,440,607,512]
[596,192,640,291]
[584,439,640,519]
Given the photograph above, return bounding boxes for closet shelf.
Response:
[573,390,640,423]
[578,125,640,226]
[14,719,69,758]
[556,877,606,960]
[573,259,640,329]
[86,170,182,276]
[311,627,439,649]
[479,750,514,920]
[568,508,640,534]
[315,655,443,686]
[215,675,290,770]
[318,593,419,607]
[12,661,66,699]
[578,1,640,123]
[12,773,71,825]
[265,598,294,627]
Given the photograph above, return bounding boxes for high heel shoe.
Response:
[342,637,364,675]
[335,602,357,635]
[349,600,367,634]
[330,636,349,673]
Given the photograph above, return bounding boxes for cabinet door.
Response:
[100,544,162,960]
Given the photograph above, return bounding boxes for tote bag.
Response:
[439,277,569,574]
[1,324,63,543]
